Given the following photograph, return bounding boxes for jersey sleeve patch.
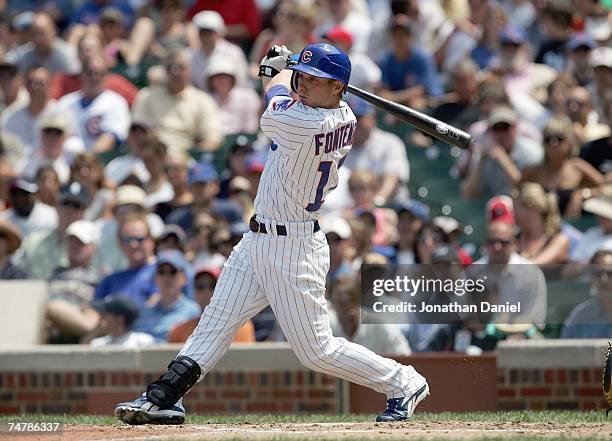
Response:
[264,84,291,108]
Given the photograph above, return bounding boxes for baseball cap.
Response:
[499,26,527,45]
[12,11,34,32]
[205,56,237,79]
[433,216,461,235]
[567,33,596,51]
[156,249,189,274]
[192,10,225,34]
[195,265,221,280]
[158,224,187,249]
[394,199,430,222]
[59,182,91,207]
[488,106,518,126]
[93,296,140,326]
[66,220,101,245]
[100,7,125,25]
[345,95,375,117]
[40,113,69,132]
[486,195,515,224]
[9,178,37,194]
[113,185,147,208]
[189,162,218,185]
[322,26,353,48]
[319,215,352,240]
[590,47,612,70]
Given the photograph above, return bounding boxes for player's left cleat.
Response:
[114,393,185,425]
[375,382,430,422]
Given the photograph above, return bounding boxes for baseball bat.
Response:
[346,85,473,150]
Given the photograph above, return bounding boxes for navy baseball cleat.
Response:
[114,393,185,425]
[376,383,430,422]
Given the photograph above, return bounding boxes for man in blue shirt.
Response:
[95,214,157,307]
[377,14,442,109]
[132,250,201,341]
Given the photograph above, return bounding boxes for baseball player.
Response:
[114,43,429,424]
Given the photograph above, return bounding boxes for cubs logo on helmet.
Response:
[301,51,313,63]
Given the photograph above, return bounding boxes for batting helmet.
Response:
[287,43,351,93]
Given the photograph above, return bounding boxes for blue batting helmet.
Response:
[288,43,351,93]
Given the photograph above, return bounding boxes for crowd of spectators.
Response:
[0,0,610,353]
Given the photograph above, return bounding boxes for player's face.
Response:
[295,72,342,108]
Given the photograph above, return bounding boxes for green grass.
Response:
[0,410,609,425]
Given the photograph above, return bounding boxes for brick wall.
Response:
[0,370,337,415]
[496,339,609,411]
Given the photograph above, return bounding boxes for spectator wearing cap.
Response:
[89,297,155,347]
[167,162,243,235]
[0,61,27,114]
[190,11,249,92]
[132,49,222,155]
[168,265,256,343]
[344,95,409,205]
[0,64,58,154]
[155,153,194,222]
[50,32,138,106]
[16,113,77,185]
[487,26,556,115]
[327,276,411,356]
[322,25,381,90]
[534,2,573,72]
[314,0,371,54]
[96,185,165,273]
[58,54,130,153]
[319,215,354,286]
[187,0,261,43]
[45,220,103,342]
[462,106,544,199]
[393,200,429,265]
[4,12,79,75]
[0,220,27,279]
[569,189,612,263]
[413,222,448,265]
[95,213,158,307]
[14,182,89,280]
[204,56,260,136]
[377,15,442,109]
[588,47,612,121]
[132,250,200,341]
[0,178,58,239]
[522,116,604,217]
[104,121,152,187]
[486,195,516,225]
[561,250,612,339]
[97,7,129,67]
[565,33,597,87]
[433,216,473,266]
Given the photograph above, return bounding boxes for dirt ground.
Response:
[10,421,612,441]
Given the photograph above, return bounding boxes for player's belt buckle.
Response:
[249,215,319,236]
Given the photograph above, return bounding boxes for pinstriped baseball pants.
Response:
[179,230,425,399]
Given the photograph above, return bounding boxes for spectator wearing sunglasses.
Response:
[132,250,200,342]
[94,213,158,307]
[12,182,87,279]
[561,250,612,338]
[462,106,543,199]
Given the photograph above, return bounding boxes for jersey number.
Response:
[306,161,332,212]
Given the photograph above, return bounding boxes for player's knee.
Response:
[147,355,201,408]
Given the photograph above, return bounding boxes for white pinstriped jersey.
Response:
[258,86,356,222]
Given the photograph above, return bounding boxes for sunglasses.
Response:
[486,238,513,247]
[120,235,147,245]
[157,267,178,276]
[61,200,84,210]
[42,127,64,136]
[592,269,612,279]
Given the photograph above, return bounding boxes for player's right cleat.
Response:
[114,393,185,425]
[375,382,430,422]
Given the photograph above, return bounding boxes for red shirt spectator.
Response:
[50,72,138,107]
[187,0,261,41]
